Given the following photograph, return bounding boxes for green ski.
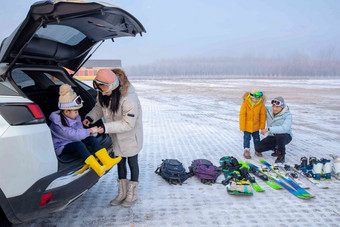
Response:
[245,162,282,190]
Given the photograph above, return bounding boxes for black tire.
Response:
[0,208,13,227]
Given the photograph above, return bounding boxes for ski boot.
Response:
[320,158,331,180]
[300,157,308,173]
[307,157,316,175]
[331,156,340,180]
[311,159,323,181]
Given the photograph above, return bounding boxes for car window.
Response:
[11,70,68,90]
[0,83,19,96]
[11,71,35,88]
[35,25,86,46]
[44,73,64,86]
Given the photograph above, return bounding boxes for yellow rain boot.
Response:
[75,164,89,175]
[84,155,107,177]
[95,148,122,170]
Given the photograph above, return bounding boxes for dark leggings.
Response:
[255,134,292,154]
[117,154,139,182]
[62,136,102,160]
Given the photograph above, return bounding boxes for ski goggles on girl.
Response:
[58,95,83,109]
[93,79,118,93]
[271,99,283,107]
[250,92,263,98]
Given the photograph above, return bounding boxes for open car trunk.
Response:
[0,0,145,173]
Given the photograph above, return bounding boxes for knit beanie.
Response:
[58,84,83,110]
[251,88,261,94]
[95,69,119,90]
[272,96,285,107]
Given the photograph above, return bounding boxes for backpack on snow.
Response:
[155,159,192,185]
[189,159,221,184]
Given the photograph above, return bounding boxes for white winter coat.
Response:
[86,85,143,157]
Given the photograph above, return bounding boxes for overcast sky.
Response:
[1,0,340,66]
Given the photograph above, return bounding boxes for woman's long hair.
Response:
[98,84,121,113]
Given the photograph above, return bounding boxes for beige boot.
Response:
[243,148,251,159]
[121,181,139,208]
[110,179,128,206]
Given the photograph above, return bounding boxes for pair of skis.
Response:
[256,160,314,199]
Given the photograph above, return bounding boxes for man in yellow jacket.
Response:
[239,89,266,159]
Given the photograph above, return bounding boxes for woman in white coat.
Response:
[83,69,143,208]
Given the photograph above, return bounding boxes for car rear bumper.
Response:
[0,169,100,224]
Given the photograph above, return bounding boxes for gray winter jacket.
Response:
[86,85,143,157]
[266,105,293,138]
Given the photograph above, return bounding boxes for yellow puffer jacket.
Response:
[239,93,266,133]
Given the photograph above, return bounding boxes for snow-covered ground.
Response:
[21,78,340,227]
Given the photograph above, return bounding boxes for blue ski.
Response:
[246,162,308,199]
[259,160,314,199]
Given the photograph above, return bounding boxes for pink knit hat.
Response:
[95,69,119,90]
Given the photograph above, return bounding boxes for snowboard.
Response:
[239,161,264,192]
[219,156,253,195]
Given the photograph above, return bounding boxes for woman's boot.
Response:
[84,155,107,177]
[95,148,122,170]
[122,181,139,208]
[110,179,128,206]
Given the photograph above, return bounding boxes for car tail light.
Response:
[27,104,44,118]
[39,193,52,207]
[0,103,45,125]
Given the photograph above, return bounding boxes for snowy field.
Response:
[21,78,340,227]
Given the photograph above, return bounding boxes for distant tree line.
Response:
[125,55,340,79]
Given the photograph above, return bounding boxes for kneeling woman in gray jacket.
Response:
[83,69,143,208]
[256,96,292,163]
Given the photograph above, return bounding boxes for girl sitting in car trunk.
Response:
[49,84,121,177]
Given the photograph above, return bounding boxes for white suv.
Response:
[0,1,145,226]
